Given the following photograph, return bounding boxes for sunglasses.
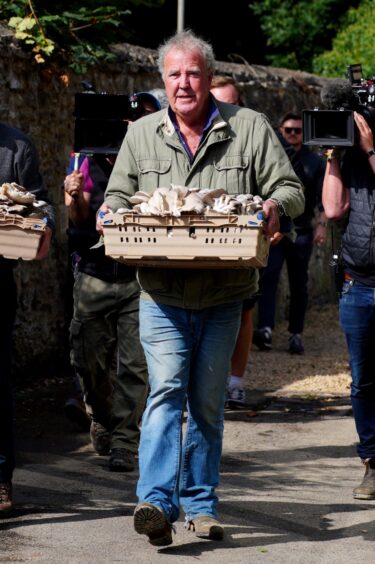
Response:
[284,126,302,134]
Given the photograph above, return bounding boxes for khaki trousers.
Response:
[70,272,148,452]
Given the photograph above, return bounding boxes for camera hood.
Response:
[302,109,355,147]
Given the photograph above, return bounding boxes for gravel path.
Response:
[246,302,351,399]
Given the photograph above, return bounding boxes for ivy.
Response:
[0,0,164,73]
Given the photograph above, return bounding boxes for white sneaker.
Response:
[227,386,246,407]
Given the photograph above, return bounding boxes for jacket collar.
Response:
[158,94,228,139]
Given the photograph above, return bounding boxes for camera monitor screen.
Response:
[74,118,128,155]
[302,110,355,147]
[74,93,130,155]
[74,93,130,119]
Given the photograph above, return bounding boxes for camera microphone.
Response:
[320,80,358,110]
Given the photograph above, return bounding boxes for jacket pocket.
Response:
[137,159,172,191]
[214,155,249,194]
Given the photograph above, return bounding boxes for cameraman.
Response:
[64,92,160,473]
[323,109,375,500]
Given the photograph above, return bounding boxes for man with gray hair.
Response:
[99,29,304,546]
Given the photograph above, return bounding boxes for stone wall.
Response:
[0,26,335,375]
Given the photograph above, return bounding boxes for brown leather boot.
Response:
[0,482,13,514]
[353,459,375,500]
[186,516,224,540]
[134,502,174,546]
[89,421,110,456]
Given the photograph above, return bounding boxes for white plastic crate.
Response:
[0,212,46,260]
[102,211,269,269]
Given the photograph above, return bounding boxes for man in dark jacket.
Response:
[323,108,375,500]
[0,123,54,513]
[253,111,327,354]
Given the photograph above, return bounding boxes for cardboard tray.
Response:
[102,211,270,269]
[0,212,46,260]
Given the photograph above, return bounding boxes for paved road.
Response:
[1,397,375,563]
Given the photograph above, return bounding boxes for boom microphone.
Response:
[320,80,359,110]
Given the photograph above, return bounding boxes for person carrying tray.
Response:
[98,30,304,545]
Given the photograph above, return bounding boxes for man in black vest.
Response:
[253,111,327,355]
[323,108,375,499]
[63,92,160,472]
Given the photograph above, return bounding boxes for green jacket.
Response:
[105,99,304,309]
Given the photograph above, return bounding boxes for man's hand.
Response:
[64,171,83,201]
[270,231,284,246]
[96,202,111,235]
[35,226,52,260]
[354,112,374,154]
[313,223,327,246]
[262,199,281,238]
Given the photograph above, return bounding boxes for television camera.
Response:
[302,64,375,147]
[73,84,151,156]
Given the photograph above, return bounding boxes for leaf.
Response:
[8,16,23,28]
[17,16,36,31]
[14,31,34,41]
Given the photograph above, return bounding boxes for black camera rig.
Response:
[73,85,151,156]
[303,64,375,147]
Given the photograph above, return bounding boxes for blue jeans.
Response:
[0,265,17,483]
[340,279,375,460]
[137,299,242,523]
[257,231,313,333]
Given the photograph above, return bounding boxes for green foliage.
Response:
[250,0,360,72]
[8,15,55,61]
[0,0,164,73]
[313,0,375,77]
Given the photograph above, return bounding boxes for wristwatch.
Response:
[269,198,285,217]
[367,149,375,158]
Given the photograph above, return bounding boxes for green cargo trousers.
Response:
[69,272,148,452]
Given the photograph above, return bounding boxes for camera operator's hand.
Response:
[64,171,84,202]
[354,112,374,154]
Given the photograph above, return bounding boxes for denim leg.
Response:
[339,281,375,459]
[137,300,192,523]
[0,266,17,483]
[257,240,286,329]
[137,299,242,523]
[286,231,313,334]
[180,301,242,520]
